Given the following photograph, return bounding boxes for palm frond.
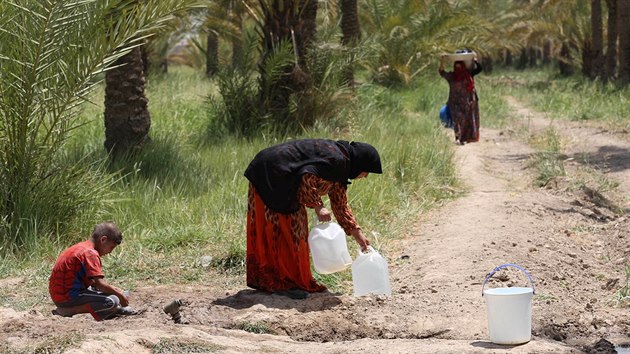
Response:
[0,0,202,249]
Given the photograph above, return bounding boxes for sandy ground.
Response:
[1,97,629,353]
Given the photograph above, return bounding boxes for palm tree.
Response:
[194,1,252,75]
[340,0,360,84]
[0,0,196,249]
[521,0,590,76]
[206,29,220,76]
[618,0,630,83]
[104,46,151,156]
[589,0,604,78]
[250,0,319,115]
[104,1,200,158]
[605,0,618,80]
[360,0,508,86]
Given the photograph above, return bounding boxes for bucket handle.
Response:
[481,263,535,296]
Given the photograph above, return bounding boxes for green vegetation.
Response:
[238,321,273,334]
[30,333,84,354]
[487,69,630,131]
[152,338,225,354]
[0,67,458,297]
[0,0,199,254]
[528,127,566,187]
[615,265,630,307]
[2,61,629,302]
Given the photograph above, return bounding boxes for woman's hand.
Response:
[350,228,370,252]
[315,205,332,222]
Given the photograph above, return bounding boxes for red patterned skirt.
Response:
[246,185,326,293]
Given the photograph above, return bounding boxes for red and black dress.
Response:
[439,61,483,144]
[243,139,382,293]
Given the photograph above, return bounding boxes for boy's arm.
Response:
[92,277,129,307]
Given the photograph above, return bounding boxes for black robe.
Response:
[244,139,381,214]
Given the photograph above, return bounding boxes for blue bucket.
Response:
[439,105,453,128]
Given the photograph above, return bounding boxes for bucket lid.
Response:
[483,287,533,296]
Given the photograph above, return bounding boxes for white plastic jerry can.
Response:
[308,222,352,274]
[352,246,391,296]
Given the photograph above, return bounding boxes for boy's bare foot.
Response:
[117,306,142,316]
[51,308,73,317]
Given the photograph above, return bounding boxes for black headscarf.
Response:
[244,139,382,214]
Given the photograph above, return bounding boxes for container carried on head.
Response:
[308,221,352,274]
[442,49,476,69]
[482,263,536,345]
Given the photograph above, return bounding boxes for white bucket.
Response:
[482,264,535,345]
[442,51,476,68]
[308,222,352,274]
[352,246,391,297]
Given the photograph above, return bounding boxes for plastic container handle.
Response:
[481,263,535,296]
[313,210,335,225]
[357,245,376,255]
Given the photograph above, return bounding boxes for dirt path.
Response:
[1,98,629,353]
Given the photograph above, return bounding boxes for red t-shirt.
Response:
[48,240,104,303]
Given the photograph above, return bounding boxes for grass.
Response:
[2,64,628,310]
[534,293,558,303]
[0,66,458,302]
[528,127,566,187]
[615,265,630,307]
[26,333,84,354]
[238,321,274,334]
[151,338,225,354]
[484,67,630,133]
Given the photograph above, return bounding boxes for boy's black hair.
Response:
[91,222,123,245]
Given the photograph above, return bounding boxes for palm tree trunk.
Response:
[582,38,593,77]
[559,42,574,76]
[517,48,528,69]
[206,30,219,77]
[528,47,537,67]
[605,0,618,80]
[340,0,360,85]
[231,22,243,68]
[591,0,604,79]
[298,0,317,67]
[618,0,630,83]
[259,0,318,114]
[104,46,151,156]
[543,40,552,64]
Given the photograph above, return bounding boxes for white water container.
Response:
[351,246,391,296]
[482,264,535,345]
[442,51,476,69]
[308,222,352,274]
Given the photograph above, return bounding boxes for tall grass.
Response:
[615,265,630,307]
[0,66,457,299]
[0,0,201,254]
[486,68,630,132]
[528,128,566,187]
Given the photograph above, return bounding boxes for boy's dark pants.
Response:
[54,288,120,321]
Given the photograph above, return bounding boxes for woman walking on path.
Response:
[439,56,483,144]
[244,139,382,299]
